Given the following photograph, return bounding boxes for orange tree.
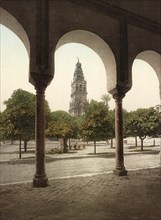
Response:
[107,110,115,148]
[81,100,110,154]
[125,107,160,150]
[1,89,51,157]
[46,111,78,153]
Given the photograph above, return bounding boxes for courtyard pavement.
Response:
[0,141,161,219]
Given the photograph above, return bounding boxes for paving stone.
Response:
[0,168,161,220]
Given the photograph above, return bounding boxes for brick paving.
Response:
[0,142,161,219]
[0,168,161,220]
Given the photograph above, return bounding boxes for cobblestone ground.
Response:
[0,141,161,219]
[0,168,161,220]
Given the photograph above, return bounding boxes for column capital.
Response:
[113,93,125,101]
[35,84,47,94]
[29,71,53,88]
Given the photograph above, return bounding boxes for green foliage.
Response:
[1,89,35,142]
[46,120,77,139]
[126,108,160,137]
[50,110,72,122]
[75,115,85,139]
[0,89,51,143]
[107,110,115,140]
[125,107,160,149]
[44,100,52,128]
[101,94,111,109]
[46,111,78,152]
[46,110,78,139]
[81,100,110,143]
[0,110,17,141]
[122,108,129,137]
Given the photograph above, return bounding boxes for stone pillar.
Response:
[33,85,48,187]
[113,94,127,176]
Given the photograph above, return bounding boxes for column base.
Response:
[113,167,128,176]
[33,174,49,187]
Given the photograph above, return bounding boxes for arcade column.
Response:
[29,0,53,187]
[33,85,48,187]
[113,93,127,176]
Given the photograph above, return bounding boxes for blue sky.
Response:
[0,25,160,112]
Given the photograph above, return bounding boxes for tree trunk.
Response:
[24,140,28,152]
[19,135,22,159]
[140,136,146,151]
[69,138,71,149]
[111,139,113,148]
[141,139,143,151]
[135,136,138,147]
[94,141,96,154]
[63,138,68,153]
[153,138,155,146]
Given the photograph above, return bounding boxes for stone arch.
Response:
[0,7,30,55]
[134,50,161,100]
[55,30,117,94]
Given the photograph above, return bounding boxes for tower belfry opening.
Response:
[69,59,87,117]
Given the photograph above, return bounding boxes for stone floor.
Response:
[0,168,161,220]
[0,141,161,219]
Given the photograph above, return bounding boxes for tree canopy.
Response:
[81,100,110,153]
[1,89,35,142]
[0,89,51,147]
[46,110,78,152]
[125,107,161,150]
[101,94,111,109]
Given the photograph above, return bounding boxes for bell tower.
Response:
[69,59,87,117]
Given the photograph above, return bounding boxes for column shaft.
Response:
[33,86,48,187]
[113,94,127,176]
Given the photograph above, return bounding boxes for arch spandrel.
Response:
[0,3,54,88]
[0,7,30,55]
